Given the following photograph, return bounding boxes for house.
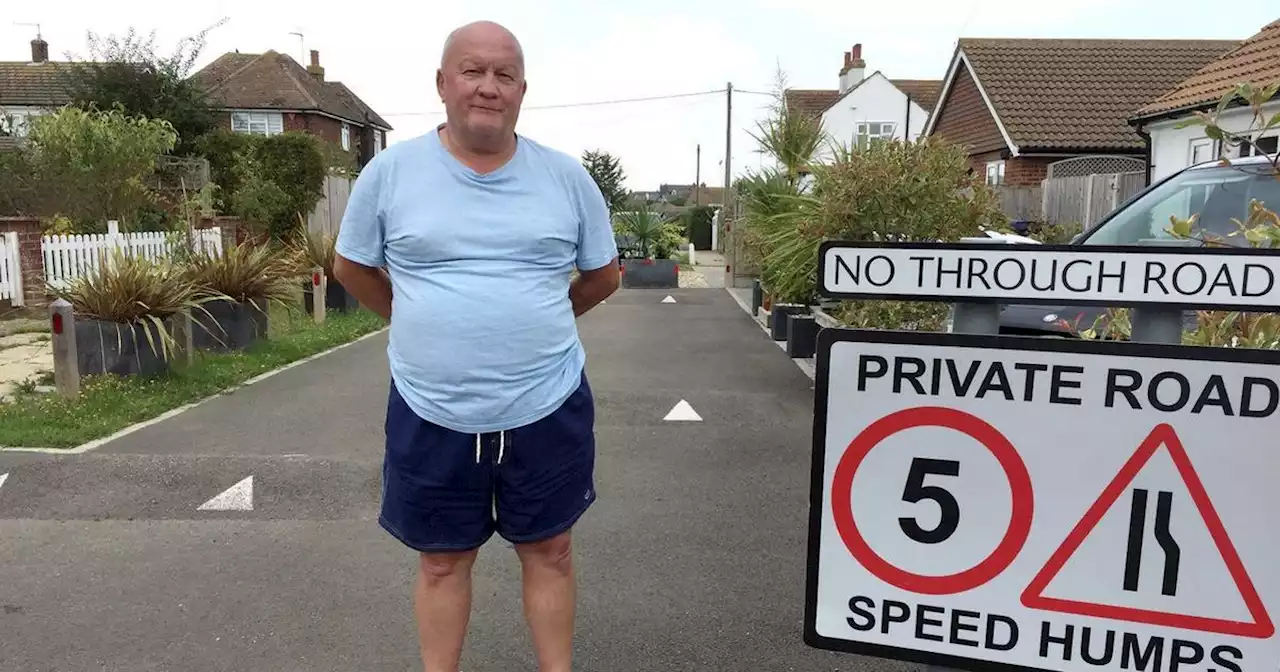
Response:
[190,49,392,167]
[923,37,1240,187]
[1130,18,1280,183]
[0,36,76,143]
[783,44,942,160]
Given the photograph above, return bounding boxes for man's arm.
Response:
[571,162,621,317]
[334,256,393,320]
[570,258,619,317]
[332,154,390,320]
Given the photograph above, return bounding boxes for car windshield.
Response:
[1080,162,1280,247]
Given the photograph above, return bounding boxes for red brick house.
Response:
[190,49,392,167]
[923,38,1240,186]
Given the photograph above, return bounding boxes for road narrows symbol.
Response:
[830,405,1034,595]
[1021,423,1275,638]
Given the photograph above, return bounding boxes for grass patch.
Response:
[0,307,385,448]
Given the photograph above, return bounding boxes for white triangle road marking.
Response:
[661,295,677,303]
[197,475,254,511]
[664,399,702,422]
[0,472,8,493]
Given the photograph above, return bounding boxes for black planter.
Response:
[620,258,680,289]
[770,303,807,341]
[786,315,820,358]
[75,317,172,378]
[191,299,268,352]
[303,280,359,313]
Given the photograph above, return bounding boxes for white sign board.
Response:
[805,329,1280,672]
[817,241,1280,311]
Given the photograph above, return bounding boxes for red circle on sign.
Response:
[830,406,1033,595]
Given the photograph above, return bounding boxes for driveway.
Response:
[0,287,924,672]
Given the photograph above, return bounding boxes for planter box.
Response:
[620,258,679,289]
[75,317,173,378]
[769,303,808,341]
[304,280,359,313]
[191,299,268,353]
[786,315,819,358]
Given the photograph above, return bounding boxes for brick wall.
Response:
[0,217,47,307]
[930,65,1008,156]
[285,112,360,162]
[1006,156,1054,187]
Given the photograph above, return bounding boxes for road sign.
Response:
[805,328,1280,672]
[816,241,1280,311]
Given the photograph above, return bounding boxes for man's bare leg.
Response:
[515,530,576,672]
[415,549,479,672]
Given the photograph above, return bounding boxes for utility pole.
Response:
[723,82,733,280]
[695,144,701,206]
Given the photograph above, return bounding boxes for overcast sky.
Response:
[2,1,1275,191]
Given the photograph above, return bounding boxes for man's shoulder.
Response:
[518,135,589,180]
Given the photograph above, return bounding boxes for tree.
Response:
[61,20,227,156]
[25,105,178,231]
[581,150,628,213]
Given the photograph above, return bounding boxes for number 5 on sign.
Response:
[899,458,962,545]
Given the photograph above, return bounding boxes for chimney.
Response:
[30,37,49,63]
[838,43,866,94]
[307,49,325,81]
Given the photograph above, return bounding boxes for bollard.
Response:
[688,242,697,267]
[311,267,327,325]
[170,309,195,367]
[49,298,79,398]
[751,279,762,317]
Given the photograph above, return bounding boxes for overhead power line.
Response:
[381,87,730,117]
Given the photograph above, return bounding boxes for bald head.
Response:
[440,20,524,70]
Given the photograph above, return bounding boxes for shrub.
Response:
[182,240,302,305]
[195,129,328,241]
[614,206,683,260]
[743,138,1007,305]
[23,105,178,231]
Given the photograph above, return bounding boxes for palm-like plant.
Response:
[614,205,678,260]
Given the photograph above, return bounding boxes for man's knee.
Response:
[419,548,478,584]
[516,531,573,573]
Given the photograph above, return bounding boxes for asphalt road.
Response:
[0,288,926,672]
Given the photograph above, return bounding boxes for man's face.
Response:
[437,34,526,143]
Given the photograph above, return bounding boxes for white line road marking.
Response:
[197,476,254,511]
[661,295,677,303]
[664,400,702,422]
[0,472,8,494]
[1,326,389,454]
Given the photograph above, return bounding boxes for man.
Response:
[332,20,620,672]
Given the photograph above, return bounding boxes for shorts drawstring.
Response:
[475,431,508,465]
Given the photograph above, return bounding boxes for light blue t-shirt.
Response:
[335,128,618,434]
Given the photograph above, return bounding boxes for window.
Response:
[341,123,351,151]
[0,109,37,138]
[230,111,283,136]
[855,121,896,148]
[1238,134,1278,158]
[1080,163,1280,247]
[1189,138,1215,165]
[985,160,1006,186]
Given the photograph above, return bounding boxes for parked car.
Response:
[996,154,1279,337]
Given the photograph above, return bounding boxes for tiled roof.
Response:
[889,79,943,111]
[783,89,840,119]
[0,61,78,107]
[957,37,1240,151]
[1134,18,1280,119]
[190,51,392,131]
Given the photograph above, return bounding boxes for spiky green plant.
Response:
[183,240,303,305]
[50,248,213,361]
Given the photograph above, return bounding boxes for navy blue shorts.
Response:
[379,370,597,552]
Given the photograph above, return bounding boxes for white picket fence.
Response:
[1,231,24,306]
[42,221,223,290]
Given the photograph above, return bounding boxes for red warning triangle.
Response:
[1021,423,1274,638]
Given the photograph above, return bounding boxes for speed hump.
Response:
[805,328,1280,672]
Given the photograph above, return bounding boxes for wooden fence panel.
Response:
[1041,171,1146,230]
[0,231,23,306]
[307,174,353,236]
